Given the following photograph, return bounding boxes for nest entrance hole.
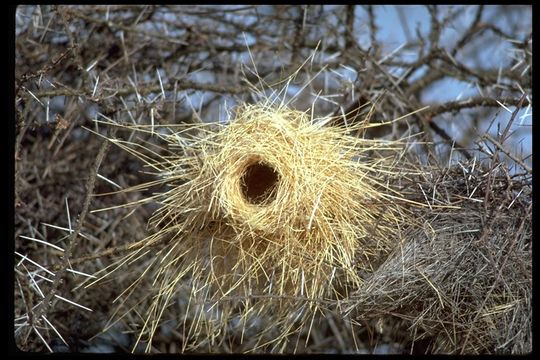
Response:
[241,162,279,204]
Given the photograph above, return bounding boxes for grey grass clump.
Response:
[344,161,532,354]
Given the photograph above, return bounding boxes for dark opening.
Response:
[240,162,279,204]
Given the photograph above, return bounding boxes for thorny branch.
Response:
[31,128,117,325]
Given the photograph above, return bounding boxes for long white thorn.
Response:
[33,326,53,352]
[19,235,64,252]
[54,294,93,312]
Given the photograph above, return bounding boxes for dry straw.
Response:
[84,90,417,352]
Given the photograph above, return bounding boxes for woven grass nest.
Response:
[88,100,412,352]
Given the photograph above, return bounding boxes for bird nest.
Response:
[84,101,413,352]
